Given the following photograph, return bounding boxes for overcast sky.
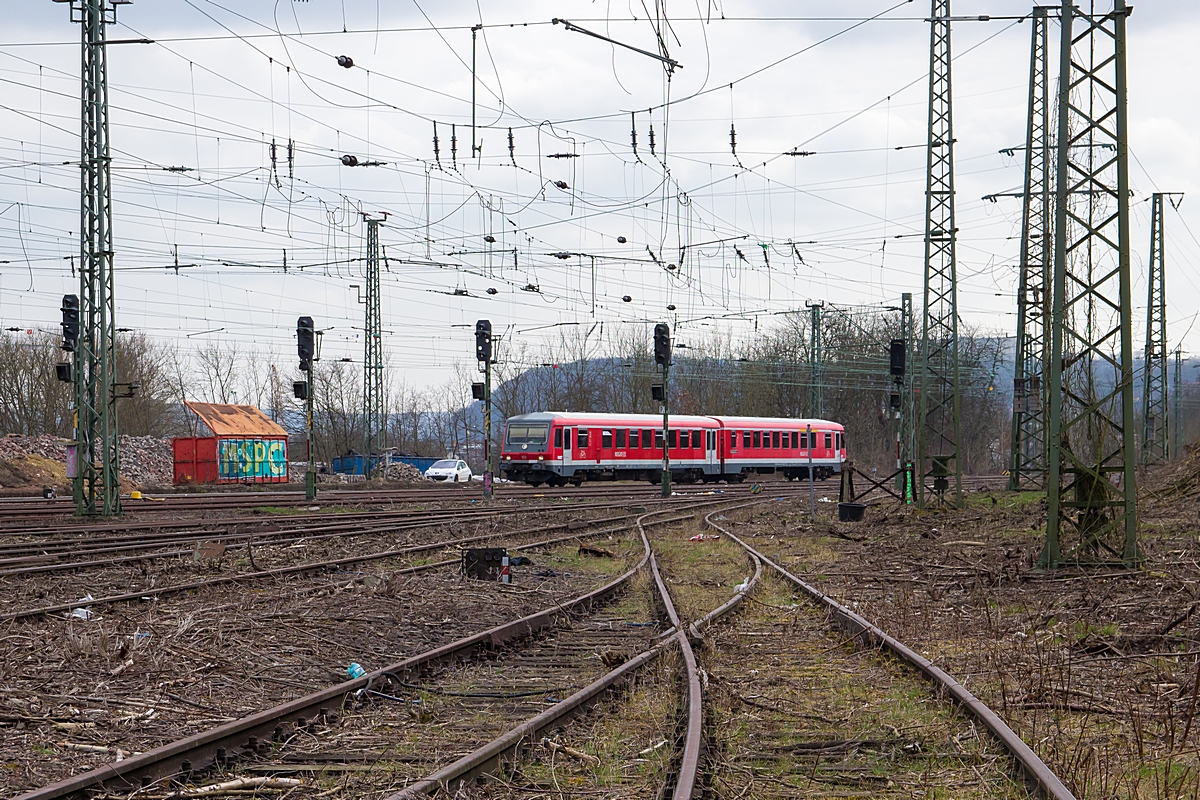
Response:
[1,0,1197,389]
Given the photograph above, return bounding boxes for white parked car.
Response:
[425,459,472,483]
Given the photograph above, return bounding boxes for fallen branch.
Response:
[541,737,599,766]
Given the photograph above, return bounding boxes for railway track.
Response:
[6,506,708,799]
[4,487,1062,800]
[0,475,1007,521]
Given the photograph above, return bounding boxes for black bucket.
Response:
[837,502,867,523]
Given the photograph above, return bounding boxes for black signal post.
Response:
[654,323,671,498]
[475,320,494,499]
[297,316,317,500]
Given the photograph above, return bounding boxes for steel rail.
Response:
[705,504,1077,800]
[12,508,701,800]
[646,537,704,800]
[0,508,672,622]
[0,506,648,577]
[389,510,765,799]
[0,478,855,519]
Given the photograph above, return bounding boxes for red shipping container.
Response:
[173,402,289,485]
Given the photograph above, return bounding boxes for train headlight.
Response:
[505,455,511,460]
[537,455,544,460]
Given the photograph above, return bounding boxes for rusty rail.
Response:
[706,504,1077,800]
[389,509,765,799]
[11,509,699,800]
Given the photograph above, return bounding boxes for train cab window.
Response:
[772,431,780,449]
[616,429,627,448]
[825,432,833,450]
[753,431,761,448]
[669,430,678,448]
[743,431,751,449]
[654,430,664,449]
[602,430,613,448]
[577,429,590,448]
[554,428,563,448]
[679,430,690,449]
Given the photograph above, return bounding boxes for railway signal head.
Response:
[61,294,79,352]
[471,382,485,401]
[889,338,906,377]
[651,383,664,402]
[653,323,671,366]
[297,316,315,371]
[293,380,308,400]
[475,319,492,363]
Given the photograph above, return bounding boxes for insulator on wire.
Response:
[451,124,458,170]
[287,139,294,180]
[649,125,656,157]
[630,112,641,163]
[508,128,516,167]
[269,138,278,184]
[433,122,441,169]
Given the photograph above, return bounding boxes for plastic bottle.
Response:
[347,662,365,679]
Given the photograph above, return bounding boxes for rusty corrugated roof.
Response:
[185,402,288,438]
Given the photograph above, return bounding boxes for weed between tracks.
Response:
[733,482,1200,799]
[0,517,640,795]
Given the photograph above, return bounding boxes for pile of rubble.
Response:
[373,461,426,482]
[120,436,174,487]
[0,433,173,489]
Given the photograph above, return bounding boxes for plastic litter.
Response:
[347,662,365,679]
[688,533,719,542]
[733,577,751,593]
[69,595,96,621]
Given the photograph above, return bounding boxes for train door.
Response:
[705,429,718,474]
[563,426,574,470]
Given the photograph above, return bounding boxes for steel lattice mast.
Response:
[916,0,962,508]
[363,216,385,457]
[1141,193,1169,465]
[808,301,823,418]
[1009,6,1053,491]
[72,0,121,516]
[1042,0,1139,567]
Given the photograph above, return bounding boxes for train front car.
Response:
[499,412,558,487]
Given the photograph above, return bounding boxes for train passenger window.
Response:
[616,429,627,448]
[554,428,563,448]
[743,431,751,448]
[772,431,780,448]
[693,430,702,449]
[789,431,797,448]
[578,429,590,448]
[680,430,690,448]
[729,431,737,450]
[825,432,833,449]
[602,430,613,448]
[800,432,808,449]
[643,429,654,448]
[753,431,761,448]
[654,430,664,449]
[669,430,678,448]
[629,430,639,448]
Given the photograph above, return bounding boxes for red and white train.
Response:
[500,412,846,487]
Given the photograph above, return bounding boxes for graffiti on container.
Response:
[217,438,287,479]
